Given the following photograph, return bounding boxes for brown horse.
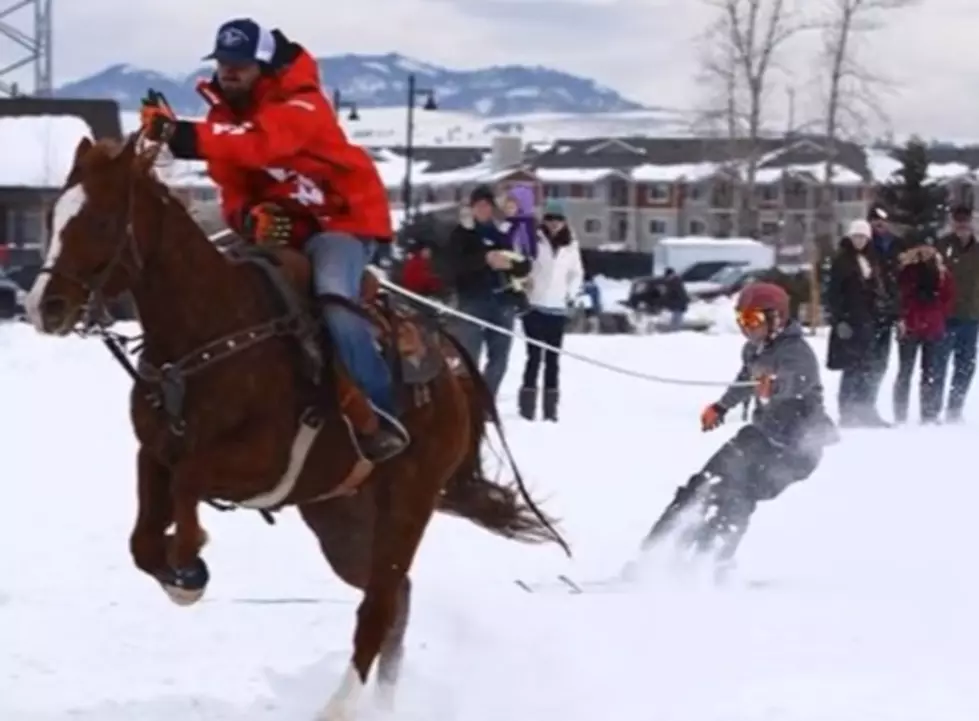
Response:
[24,133,569,721]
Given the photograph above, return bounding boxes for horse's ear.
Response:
[133,136,163,176]
[72,137,93,168]
[110,132,140,172]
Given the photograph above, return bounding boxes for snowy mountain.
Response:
[56,53,645,117]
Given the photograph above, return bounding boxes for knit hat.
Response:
[847,219,872,238]
[542,200,566,218]
[469,184,496,207]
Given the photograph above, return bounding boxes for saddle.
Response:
[224,243,445,416]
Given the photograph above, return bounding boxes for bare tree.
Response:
[695,0,812,237]
[813,0,918,253]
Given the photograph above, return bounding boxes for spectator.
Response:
[446,185,531,400]
[826,219,890,427]
[866,204,905,411]
[661,267,689,330]
[934,204,979,423]
[400,243,444,298]
[518,200,584,421]
[892,244,955,424]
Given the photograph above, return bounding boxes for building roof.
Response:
[0,115,94,189]
[0,98,123,190]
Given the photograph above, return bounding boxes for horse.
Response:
[23,132,569,721]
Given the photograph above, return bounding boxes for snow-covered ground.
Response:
[3,320,978,720]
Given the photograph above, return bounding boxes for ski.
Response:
[514,573,627,594]
[514,574,780,594]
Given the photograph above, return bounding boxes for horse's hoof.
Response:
[156,557,209,607]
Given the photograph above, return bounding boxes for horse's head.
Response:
[24,133,158,335]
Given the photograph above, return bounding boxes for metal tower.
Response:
[0,0,52,96]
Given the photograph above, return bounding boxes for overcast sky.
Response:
[2,0,976,139]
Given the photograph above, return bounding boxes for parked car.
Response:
[688,264,765,301]
[0,268,26,320]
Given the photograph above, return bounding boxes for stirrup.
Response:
[350,403,410,463]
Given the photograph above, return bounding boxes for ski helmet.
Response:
[736,282,790,332]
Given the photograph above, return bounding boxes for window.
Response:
[583,218,602,234]
[543,184,566,199]
[755,184,779,201]
[6,206,45,248]
[688,219,707,235]
[835,186,861,203]
[191,187,218,203]
[760,221,781,237]
[646,183,669,202]
[687,184,703,201]
[648,219,667,235]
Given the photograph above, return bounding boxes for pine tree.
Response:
[875,136,949,243]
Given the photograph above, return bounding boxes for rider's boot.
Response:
[336,366,410,463]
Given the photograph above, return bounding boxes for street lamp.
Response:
[402,73,437,223]
[331,89,359,121]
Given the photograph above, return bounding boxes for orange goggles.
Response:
[736,308,768,330]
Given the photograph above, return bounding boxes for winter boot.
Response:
[543,389,559,421]
[518,387,538,420]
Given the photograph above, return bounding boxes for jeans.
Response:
[941,318,979,418]
[305,232,395,415]
[521,309,566,391]
[893,336,943,422]
[452,295,515,400]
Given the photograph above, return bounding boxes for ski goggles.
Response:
[735,308,768,330]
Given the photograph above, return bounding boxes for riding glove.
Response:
[139,90,177,142]
[243,203,293,246]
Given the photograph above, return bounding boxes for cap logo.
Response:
[218,27,249,47]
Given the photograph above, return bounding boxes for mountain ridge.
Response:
[56,52,645,117]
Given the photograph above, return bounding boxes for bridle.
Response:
[36,133,155,336]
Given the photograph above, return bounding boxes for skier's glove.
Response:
[700,403,726,432]
[835,321,853,340]
[754,373,774,400]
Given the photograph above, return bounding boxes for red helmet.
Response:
[736,282,790,324]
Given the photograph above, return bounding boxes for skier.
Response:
[641,282,838,571]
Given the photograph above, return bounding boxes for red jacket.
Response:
[401,253,442,296]
[186,42,391,246]
[898,263,955,341]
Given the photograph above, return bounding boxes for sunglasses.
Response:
[736,308,768,331]
[542,214,565,222]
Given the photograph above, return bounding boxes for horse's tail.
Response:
[436,322,571,557]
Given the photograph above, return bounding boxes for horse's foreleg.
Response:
[316,472,438,721]
[129,446,173,577]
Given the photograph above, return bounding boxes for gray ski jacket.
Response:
[716,322,827,447]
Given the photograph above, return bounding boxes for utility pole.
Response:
[0,0,53,96]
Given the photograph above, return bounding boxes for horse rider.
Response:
[138,18,409,463]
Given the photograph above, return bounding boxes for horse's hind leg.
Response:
[313,478,439,721]
[376,576,410,708]
[299,496,414,716]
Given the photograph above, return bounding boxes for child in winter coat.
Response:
[517,200,584,422]
[641,282,838,573]
[892,243,955,423]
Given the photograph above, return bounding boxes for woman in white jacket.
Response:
[518,200,585,421]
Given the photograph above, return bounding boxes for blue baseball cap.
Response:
[203,18,276,65]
